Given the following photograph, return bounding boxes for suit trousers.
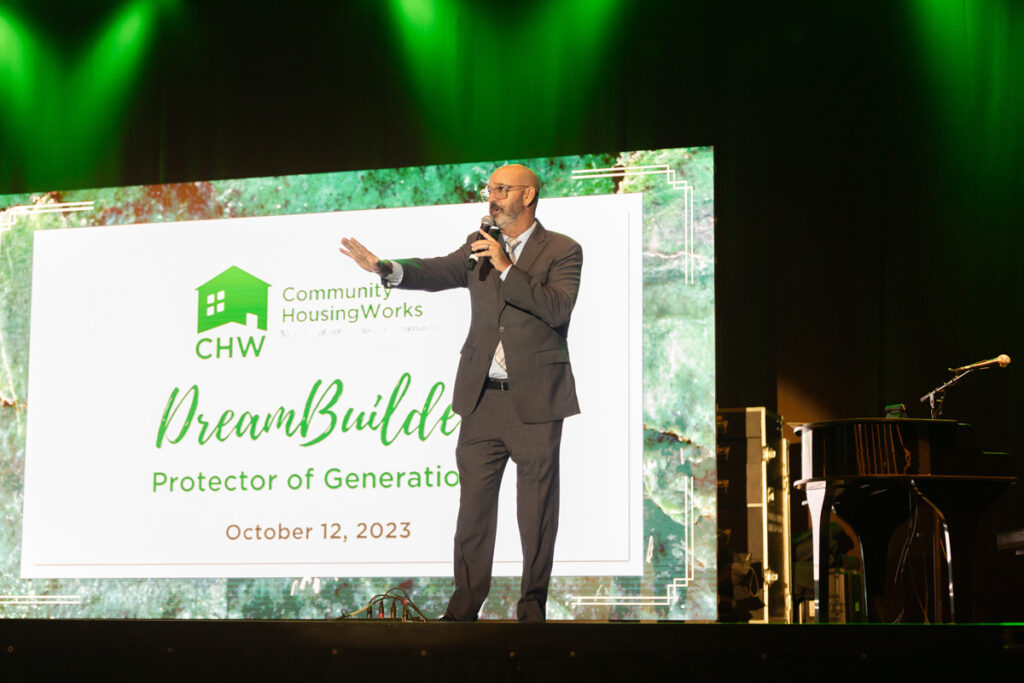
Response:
[443,385,563,622]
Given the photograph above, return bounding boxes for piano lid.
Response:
[795,418,1014,483]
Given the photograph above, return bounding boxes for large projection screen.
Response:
[0,148,715,620]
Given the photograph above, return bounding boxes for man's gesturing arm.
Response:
[500,240,583,328]
[339,237,393,277]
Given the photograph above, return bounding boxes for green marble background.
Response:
[0,147,715,620]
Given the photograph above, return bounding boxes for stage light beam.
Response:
[0,1,172,191]
[386,0,623,158]
[0,10,42,144]
[67,0,158,145]
[907,0,1022,177]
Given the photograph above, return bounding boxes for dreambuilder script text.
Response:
[155,373,459,448]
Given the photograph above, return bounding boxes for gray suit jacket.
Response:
[392,221,582,423]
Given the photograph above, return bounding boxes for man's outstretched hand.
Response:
[339,237,389,276]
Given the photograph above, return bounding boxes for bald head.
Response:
[493,164,540,201]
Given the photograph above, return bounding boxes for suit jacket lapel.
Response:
[511,221,546,274]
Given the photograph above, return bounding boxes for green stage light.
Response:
[908,0,1022,178]
[0,0,176,191]
[66,1,158,147]
[0,9,41,142]
[387,0,623,157]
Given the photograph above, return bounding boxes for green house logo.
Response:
[196,266,270,334]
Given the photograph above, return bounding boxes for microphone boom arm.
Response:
[920,368,975,419]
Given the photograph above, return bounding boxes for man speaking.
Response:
[339,164,582,622]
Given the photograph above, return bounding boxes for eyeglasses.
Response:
[481,184,529,200]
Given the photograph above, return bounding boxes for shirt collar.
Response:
[505,221,537,252]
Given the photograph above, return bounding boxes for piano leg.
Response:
[832,484,918,622]
[805,480,908,622]
[803,480,833,622]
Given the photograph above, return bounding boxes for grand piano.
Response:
[795,418,1018,623]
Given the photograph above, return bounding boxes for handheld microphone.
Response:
[467,216,498,270]
[949,354,1011,373]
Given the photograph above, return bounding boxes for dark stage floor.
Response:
[1,619,1022,680]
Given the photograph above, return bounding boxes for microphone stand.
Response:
[920,369,975,419]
